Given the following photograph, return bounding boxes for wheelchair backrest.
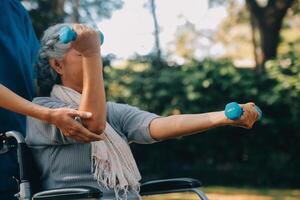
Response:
[0,131,42,194]
[22,142,43,194]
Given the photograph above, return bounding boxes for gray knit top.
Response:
[25,97,160,199]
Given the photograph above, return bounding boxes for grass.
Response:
[142,186,300,200]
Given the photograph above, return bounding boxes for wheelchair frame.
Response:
[1,131,209,200]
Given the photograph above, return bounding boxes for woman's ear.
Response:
[49,58,63,75]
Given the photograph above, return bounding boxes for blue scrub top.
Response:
[0,0,39,133]
[0,0,39,199]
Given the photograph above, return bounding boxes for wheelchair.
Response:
[0,131,209,200]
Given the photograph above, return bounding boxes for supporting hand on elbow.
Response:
[47,108,104,142]
[83,119,106,136]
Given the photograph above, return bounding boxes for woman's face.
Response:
[51,48,84,93]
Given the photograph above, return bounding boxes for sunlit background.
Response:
[22,0,300,199]
[99,0,226,59]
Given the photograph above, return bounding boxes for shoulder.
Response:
[107,101,136,112]
[106,101,160,116]
[106,102,144,118]
[106,101,160,127]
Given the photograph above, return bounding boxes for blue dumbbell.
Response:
[59,26,104,45]
[225,102,262,120]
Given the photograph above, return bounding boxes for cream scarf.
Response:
[50,84,141,200]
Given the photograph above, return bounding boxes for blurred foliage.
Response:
[23,0,300,188]
[213,0,299,68]
[24,0,65,39]
[104,46,300,187]
[215,1,255,63]
[167,21,203,63]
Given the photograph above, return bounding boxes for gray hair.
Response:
[36,23,72,96]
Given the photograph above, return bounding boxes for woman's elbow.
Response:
[95,122,106,134]
[86,120,106,135]
[99,122,106,133]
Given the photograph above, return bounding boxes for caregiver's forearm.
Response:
[0,84,50,120]
[0,84,103,142]
[149,111,233,140]
[79,53,106,133]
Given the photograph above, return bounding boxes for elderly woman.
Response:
[26,23,259,200]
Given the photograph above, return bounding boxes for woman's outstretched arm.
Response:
[149,103,259,140]
[0,84,102,142]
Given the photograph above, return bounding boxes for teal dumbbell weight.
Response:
[59,26,104,45]
[225,102,262,120]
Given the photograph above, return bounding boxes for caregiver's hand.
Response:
[71,24,100,57]
[230,103,259,129]
[47,108,104,142]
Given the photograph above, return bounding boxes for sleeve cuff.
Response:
[139,114,161,144]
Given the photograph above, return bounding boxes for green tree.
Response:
[212,0,298,70]
[246,0,296,70]
[167,21,201,63]
[68,0,123,23]
[215,1,257,67]
[24,0,65,38]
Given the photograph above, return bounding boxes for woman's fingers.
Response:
[245,103,259,121]
[73,23,84,33]
[70,23,100,56]
[244,104,258,127]
[233,103,258,129]
[248,102,255,107]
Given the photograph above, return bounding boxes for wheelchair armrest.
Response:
[140,177,202,195]
[32,186,102,200]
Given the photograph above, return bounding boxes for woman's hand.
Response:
[47,108,105,142]
[70,24,101,57]
[230,103,259,129]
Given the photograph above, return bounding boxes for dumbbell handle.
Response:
[225,102,262,120]
[59,26,104,45]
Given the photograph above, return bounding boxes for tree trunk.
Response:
[245,0,295,70]
[54,0,66,18]
[149,0,162,61]
[258,20,281,65]
[250,16,260,69]
[28,0,66,38]
[71,0,80,23]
